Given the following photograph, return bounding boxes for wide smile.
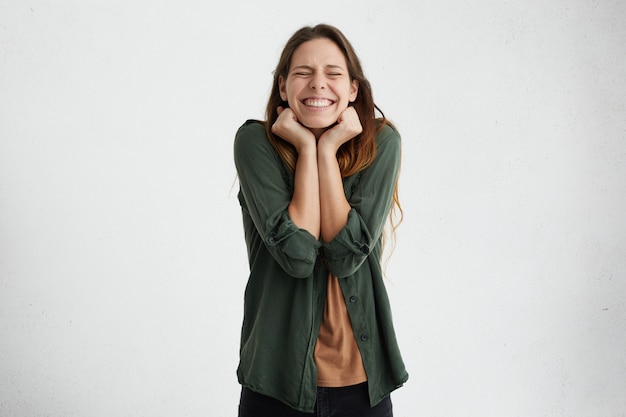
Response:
[301,98,336,109]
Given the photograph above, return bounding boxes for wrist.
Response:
[296,140,317,157]
[316,140,339,158]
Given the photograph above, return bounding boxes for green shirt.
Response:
[234,120,408,413]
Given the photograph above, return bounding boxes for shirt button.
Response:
[349,295,357,303]
[267,234,277,244]
[359,245,369,254]
[360,334,369,342]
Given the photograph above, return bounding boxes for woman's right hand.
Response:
[271,107,316,153]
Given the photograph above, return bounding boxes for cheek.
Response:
[285,86,301,103]
[336,84,354,101]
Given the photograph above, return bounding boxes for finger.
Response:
[283,108,298,122]
[337,109,354,126]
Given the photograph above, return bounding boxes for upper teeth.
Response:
[305,99,332,108]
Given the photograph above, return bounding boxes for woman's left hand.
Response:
[317,106,363,152]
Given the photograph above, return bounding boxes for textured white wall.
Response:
[1,1,625,416]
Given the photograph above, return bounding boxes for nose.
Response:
[309,73,326,90]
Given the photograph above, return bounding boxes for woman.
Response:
[234,24,408,417]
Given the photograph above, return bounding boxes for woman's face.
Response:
[279,38,359,134]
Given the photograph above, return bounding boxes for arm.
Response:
[316,107,362,243]
[234,121,321,278]
[272,107,321,239]
[321,124,401,278]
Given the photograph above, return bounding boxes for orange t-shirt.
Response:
[314,273,367,387]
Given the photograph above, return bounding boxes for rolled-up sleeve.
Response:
[321,125,401,278]
[234,121,321,278]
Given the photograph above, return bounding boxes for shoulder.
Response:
[234,120,271,156]
[235,119,267,144]
[375,121,401,150]
[233,120,287,174]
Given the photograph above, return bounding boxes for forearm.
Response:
[318,146,351,243]
[288,146,321,239]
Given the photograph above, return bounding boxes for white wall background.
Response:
[1,0,625,416]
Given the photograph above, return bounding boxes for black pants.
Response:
[238,382,393,417]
